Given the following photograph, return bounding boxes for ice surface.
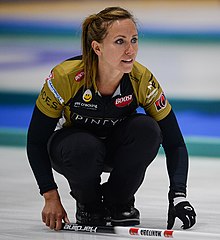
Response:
[0,147,219,240]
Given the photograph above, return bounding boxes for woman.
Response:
[27,7,196,231]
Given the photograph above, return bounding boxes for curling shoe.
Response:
[110,202,140,226]
[76,201,106,226]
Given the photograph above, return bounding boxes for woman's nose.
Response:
[125,43,135,55]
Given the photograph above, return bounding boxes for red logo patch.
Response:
[46,71,54,81]
[75,70,84,82]
[115,94,133,107]
[155,93,167,111]
[164,230,173,238]
[129,228,139,235]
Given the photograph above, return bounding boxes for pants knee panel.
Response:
[49,130,106,168]
[127,115,162,145]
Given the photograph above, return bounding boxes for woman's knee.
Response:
[49,130,106,167]
[63,132,104,153]
[127,115,162,145]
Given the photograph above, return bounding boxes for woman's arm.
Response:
[158,109,196,230]
[157,109,188,195]
[27,105,59,194]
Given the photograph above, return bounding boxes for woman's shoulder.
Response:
[130,61,152,81]
[54,55,84,77]
[49,55,86,93]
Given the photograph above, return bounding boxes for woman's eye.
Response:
[115,37,138,45]
[115,39,124,44]
[131,37,138,43]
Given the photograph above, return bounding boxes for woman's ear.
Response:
[91,41,101,56]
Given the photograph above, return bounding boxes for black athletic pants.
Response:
[48,114,162,205]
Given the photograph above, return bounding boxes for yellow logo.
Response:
[83,89,92,102]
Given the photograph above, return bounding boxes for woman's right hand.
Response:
[42,189,70,231]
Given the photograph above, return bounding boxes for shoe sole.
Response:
[111,218,140,226]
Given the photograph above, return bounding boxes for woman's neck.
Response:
[96,64,124,96]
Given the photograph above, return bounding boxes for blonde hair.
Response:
[81,7,136,88]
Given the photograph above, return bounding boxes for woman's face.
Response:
[94,19,138,74]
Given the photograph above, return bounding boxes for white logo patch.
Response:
[47,79,64,104]
[83,89,92,102]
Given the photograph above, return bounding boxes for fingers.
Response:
[167,204,176,230]
[42,212,67,231]
[167,212,196,230]
[42,212,56,229]
[64,215,70,224]
[55,214,71,231]
[167,196,196,230]
[176,202,196,230]
[54,214,70,231]
[167,213,175,229]
[180,213,196,229]
[54,217,63,231]
[41,197,69,231]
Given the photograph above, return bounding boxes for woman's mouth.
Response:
[122,59,133,64]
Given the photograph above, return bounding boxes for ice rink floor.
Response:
[0,146,220,240]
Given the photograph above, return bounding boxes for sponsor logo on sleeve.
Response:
[154,92,167,111]
[146,79,159,103]
[75,70,84,82]
[40,88,59,110]
[46,71,54,81]
[46,75,64,104]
